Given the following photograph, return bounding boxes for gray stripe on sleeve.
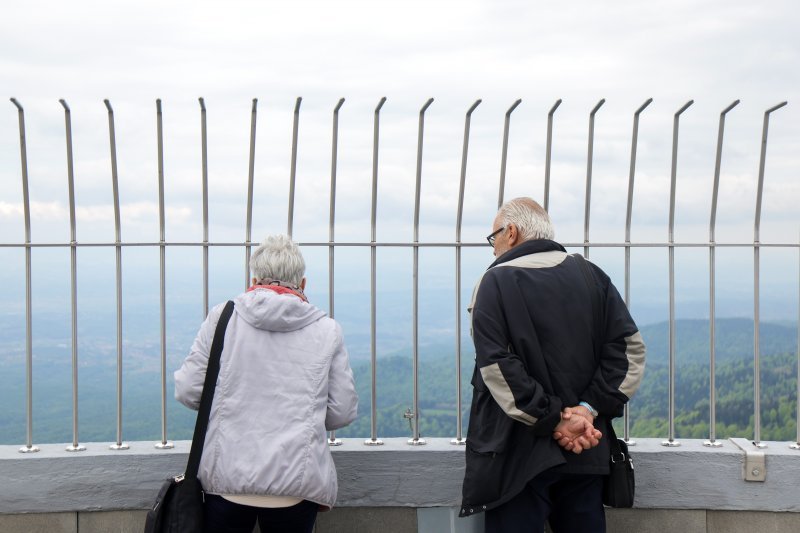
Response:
[479,363,538,426]
[618,331,646,399]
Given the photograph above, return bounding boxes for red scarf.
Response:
[247,284,308,302]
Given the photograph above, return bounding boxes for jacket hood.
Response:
[234,288,326,332]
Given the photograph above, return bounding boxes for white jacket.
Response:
[174,287,358,509]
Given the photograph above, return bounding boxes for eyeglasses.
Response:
[486,226,505,247]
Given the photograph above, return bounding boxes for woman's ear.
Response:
[300,278,307,291]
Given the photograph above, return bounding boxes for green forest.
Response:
[333,349,798,442]
[0,318,797,444]
[337,318,800,441]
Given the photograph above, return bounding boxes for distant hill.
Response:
[639,318,797,366]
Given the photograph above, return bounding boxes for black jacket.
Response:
[460,239,645,517]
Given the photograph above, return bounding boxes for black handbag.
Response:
[144,301,235,533]
[572,254,635,508]
[602,423,635,508]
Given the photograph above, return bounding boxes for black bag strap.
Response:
[185,300,235,479]
[606,417,624,458]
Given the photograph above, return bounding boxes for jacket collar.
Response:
[488,239,567,269]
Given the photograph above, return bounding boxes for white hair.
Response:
[496,197,554,241]
[249,234,305,286]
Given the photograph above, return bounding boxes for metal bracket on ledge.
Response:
[730,438,767,482]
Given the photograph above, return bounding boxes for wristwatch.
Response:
[579,401,598,417]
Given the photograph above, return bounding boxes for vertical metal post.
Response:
[662,100,693,447]
[623,98,652,445]
[245,99,258,289]
[287,97,302,238]
[584,99,605,259]
[199,98,209,318]
[704,100,739,448]
[10,98,39,454]
[452,99,481,446]
[543,99,561,212]
[753,101,788,448]
[792,229,800,450]
[365,97,387,446]
[328,98,345,447]
[155,100,174,450]
[104,99,129,450]
[409,98,433,446]
[498,99,521,209]
[60,99,85,452]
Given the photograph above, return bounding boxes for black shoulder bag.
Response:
[144,300,235,533]
[572,254,635,508]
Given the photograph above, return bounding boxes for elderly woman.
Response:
[175,234,358,533]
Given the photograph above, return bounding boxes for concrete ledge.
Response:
[1,438,800,515]
[3,509,800,533]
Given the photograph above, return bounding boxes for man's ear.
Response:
[300,278,307,291]
[507,224,519,247]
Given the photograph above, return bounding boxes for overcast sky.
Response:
[1,0,798,320]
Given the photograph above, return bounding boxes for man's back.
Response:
[461,197,645,533]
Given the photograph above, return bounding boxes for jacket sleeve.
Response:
[579,271,646,418]
[325,322,359,431]
[174,303,224,411]
[471,274,563,434]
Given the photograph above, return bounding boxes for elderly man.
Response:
[460,198,645,533]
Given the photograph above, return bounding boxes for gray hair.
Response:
[249,234,306,286]
[496,197,554,241]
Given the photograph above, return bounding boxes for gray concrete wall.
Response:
[1,437,800,532]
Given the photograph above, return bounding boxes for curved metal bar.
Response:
[625,98,653,246]
[288,97,302,238]
[155,100,173,450]
[455,100,481,242]
[410,98,434,446]
[623,97,651,445]
[754,101,788,242]
[498,99,522,209]
[199,97,209,318]
[60,99,85,452]
[328,98,345,319]
[366,97,387,446]
[104,99,128,450]
[583,98,605,258]
[452,99,481,445]
[667,100,694,242]
[329,97,345,447]
[413,98,434,242]
[663,99,693,447]
[704,100,739,448]
[10,98,38,454]
[543,99,562,212]
[709,101,741,243]
[245,98,258,289]
[753,100,788,448]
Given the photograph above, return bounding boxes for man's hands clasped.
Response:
[552,405,603,454]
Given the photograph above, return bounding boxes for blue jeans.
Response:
[485,471,606,533]
[203,494,318,533]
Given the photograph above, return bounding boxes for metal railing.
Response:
[3,96,799,453]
